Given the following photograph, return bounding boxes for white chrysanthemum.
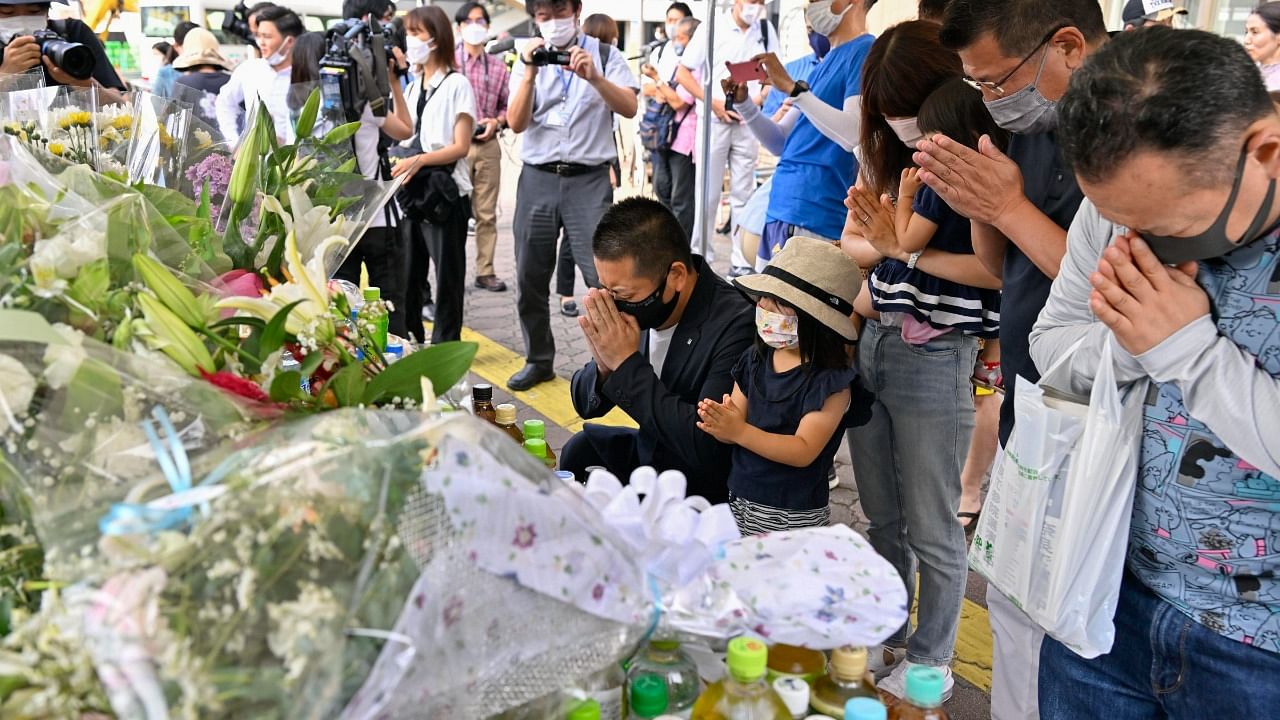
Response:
[0,353,36,421]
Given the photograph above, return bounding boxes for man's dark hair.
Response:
[667,2,694,18]
[455,1,491,25]
[593,198,693,280]
[1058,26,1272,187]
[247,2,278,22]
[343,0,386,22]
[940,0,1106,56]
[174,20,199,46]
[918,0,950,21]
[527,0,583,17]
[256,6,304,38]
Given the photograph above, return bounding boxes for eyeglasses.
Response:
[464,18,488,26]
[962,24,1067,97]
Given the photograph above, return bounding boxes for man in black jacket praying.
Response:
[565,197,754,503]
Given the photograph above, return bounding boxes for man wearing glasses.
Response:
[455,0,511,294]
[917,1,1109,718]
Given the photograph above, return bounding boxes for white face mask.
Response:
[886,116,924,149]
[665,22,678,40]
[0,13,46,34]
[805,0,849,38]
[265,38,292,66]
[461,23,488,46]
[755,306,800,349]
[539,16,578,48]
[406,36,433,64]
[739,3,765,25]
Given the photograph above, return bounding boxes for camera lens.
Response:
[40,39,94,80]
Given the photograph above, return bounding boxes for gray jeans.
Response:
[513,164,611,367]
[846,319,978,666]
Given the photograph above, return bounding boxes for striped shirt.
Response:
[456,43,510,123]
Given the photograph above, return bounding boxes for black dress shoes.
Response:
[507,364,556,392]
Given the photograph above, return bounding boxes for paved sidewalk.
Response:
[438,133,993,719]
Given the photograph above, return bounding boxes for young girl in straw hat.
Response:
[697,236,861,536]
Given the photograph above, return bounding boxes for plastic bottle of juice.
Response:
[765,645,826,685]
[359,286,389,351]
[568,698,602,720]
[495,403,525,445]
[523,419,558,469]
[809,647,877,717]
[887,667,948,720]
[627,638,701,718]
[691,637,792,719]
[844,697,887,720]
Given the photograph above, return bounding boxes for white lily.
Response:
[216,220,345,342]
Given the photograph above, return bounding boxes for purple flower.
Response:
[443,596,464,628]
[513,524,537,549]
[592,583,605,601]
[815,608,836,623]
[185,152,233,203]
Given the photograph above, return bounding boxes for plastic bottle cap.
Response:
[771,676,810,718]
[830,646,868,680]
[629,673,669,717]
[555,470,576,483]
[496,403,517,424]
[843,697,887,720]
[565,698,601,720]
[524,438,548,458]
[903,665,946,707]
[472,384,493,402]
[523,418,546,439]
[726,637,768,683]
[363,286,380,301]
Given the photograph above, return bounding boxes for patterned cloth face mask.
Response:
[756,306,799,349]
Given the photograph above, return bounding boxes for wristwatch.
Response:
[789,80,810,98]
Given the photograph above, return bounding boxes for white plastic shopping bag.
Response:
[969,338,1145,658]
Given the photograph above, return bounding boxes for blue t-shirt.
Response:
[765,35,873,240]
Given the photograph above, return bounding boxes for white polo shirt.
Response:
[404,69,477,197]
[680,10,779,104]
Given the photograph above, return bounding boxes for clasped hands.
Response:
[697,393,746,444]
[579,288,641,378]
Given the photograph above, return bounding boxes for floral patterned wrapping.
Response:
[345,431,909,719]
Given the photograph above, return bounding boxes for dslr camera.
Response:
[529,45,571,66]
[319,17,393,123]
[0,27,95,80]
[221,1,257,50]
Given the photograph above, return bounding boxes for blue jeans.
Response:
[1040,571,1280,718]
[846,320,978,665]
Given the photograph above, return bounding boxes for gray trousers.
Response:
[514,164,611,367]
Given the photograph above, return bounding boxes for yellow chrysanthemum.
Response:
[48,142,64,156]
[111,115,132,131]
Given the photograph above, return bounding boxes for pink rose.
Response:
[212,269,264,319]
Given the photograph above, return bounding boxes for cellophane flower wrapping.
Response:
[125,93,193,190]
[344,428,910,719]
[0,318,439,718]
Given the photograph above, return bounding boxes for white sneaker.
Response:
[866,644,907,680]
[877,660,954,703]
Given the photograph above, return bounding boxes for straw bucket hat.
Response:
[734,236,862,342]
[173,28,231,70]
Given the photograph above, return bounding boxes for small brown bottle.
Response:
[472,383,497,424]
[495,403,524,445]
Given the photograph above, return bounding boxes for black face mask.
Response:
[615,266,680,330]
[1140,145,1278,264]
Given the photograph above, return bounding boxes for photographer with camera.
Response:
[322,0,415,339]
[0,0,127,97]
[391,5,475,345]
[505,0,639,391]
[216,5,301,145]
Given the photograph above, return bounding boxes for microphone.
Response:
[628,37,665,61]
[486,37,516,55]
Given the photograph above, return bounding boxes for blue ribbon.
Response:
[99,407,235,536]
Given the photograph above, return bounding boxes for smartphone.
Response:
[725,59,766,83]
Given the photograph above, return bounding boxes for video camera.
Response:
[529,46,571,67]
[0,27,94,80]
[319,17,394,124]
[221,1,258,50]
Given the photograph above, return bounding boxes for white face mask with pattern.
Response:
[756,306,799,349]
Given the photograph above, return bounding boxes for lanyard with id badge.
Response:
[547,65,580,127]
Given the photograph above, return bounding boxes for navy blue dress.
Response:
[727,347,856,520]
[870,185,1001,338]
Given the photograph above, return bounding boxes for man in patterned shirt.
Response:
[455,1,510,293]
[1032,26,1280,717]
